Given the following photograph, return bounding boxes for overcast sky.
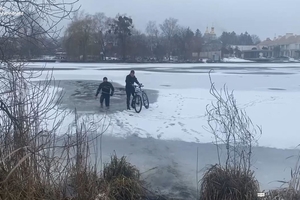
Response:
[72,0,300,41]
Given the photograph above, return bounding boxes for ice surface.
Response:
[21,62,300,149]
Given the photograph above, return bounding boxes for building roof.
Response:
[229,45,258,51]
[259,33,300,46]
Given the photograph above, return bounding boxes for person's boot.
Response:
[100,104,103,109]
[131,99,135,109]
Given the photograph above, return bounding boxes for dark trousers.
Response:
[126,87,135,108]
[100,93,110,107]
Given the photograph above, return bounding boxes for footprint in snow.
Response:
[178,122,184,127]
[191,129,201,134]
[182,129,191,135]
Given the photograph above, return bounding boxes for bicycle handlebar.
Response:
[133,83,144,88]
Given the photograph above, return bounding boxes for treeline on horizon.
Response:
[1,11,262,62]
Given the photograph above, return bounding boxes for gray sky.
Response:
[72,0,300,41]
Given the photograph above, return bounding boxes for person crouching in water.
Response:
[95,77,115,109]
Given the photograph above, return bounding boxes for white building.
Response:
[259,33,300,58]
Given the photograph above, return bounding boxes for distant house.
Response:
[55,51,66,61]
[229,45,272,60]
[258,33,300,59]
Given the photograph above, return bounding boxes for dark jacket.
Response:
[96,81,114,96]
[125,74,139,90]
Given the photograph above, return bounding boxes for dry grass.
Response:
[103,154,140,182]
[262,151,300,200]
[199,164,259,200]
[68,166,102,200]
[264,188,300,200]
[0,167,60,200]
[105,177,145,200]
[99,154,145,200]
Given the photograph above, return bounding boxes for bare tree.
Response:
[146,21,159,58]
[251,34,261,45]
[146,21,159,38]
[64,12,94,61]
[160,17,179,60]
[92,12,109,60]
[64,11,110,61]
[128,29,149,60]
[0,0,79,63]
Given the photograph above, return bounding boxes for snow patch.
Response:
[222,57,254,62]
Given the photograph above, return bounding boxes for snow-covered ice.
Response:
[23,62,300,150]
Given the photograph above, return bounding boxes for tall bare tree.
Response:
[146,21,159,58]
[64,12,92,61]
[63,11,111,61]
[160,17,179,60]
[128,29,149,60]
[0,0,78,62]
[251,34,261,45]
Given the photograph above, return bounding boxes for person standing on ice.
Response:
[125,70,140,110]
[95,77,114,109]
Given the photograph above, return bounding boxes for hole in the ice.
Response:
[268,88,286,91]
[160,84,171,87]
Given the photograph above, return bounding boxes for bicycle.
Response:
[131,83,149,113]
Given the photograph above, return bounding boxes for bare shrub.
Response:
[0,56,109,200]
[198,70,262,200]
[61,109,110,200]
[0,61,70,199]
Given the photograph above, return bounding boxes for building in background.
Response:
[228,45,272,61]
[199,27,222,62]
[259,33,300,59]
[203,27,217,41]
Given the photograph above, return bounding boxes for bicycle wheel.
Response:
[142,91,149,109]
[133,95,142,113]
